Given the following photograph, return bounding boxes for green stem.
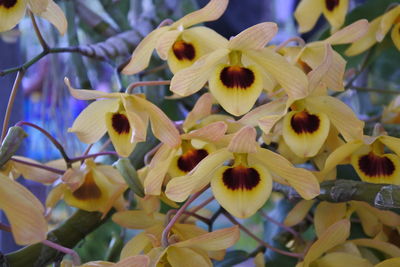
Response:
[351,86,399,95]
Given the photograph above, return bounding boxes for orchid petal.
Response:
[227,126,258,154]
[351,238,400,257]
[64,77,119,100]
[284,200,315,227]
[294,0,323,33]
[314,252,373,267]
[377,6,400,41]
[183,93,213,131]
[314,202,347,238]
[37,0,67,35]
[345,17,381,56]
[181,122,227,143]
[325,19,369,45]
[167,247,212,267]
[322,0,348,32]
[0,0,27,32]
[228,22,278,50]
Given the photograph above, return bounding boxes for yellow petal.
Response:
[305,96,364,142]
[183,93,213,131]
[391,22,400,50]
[303,219,351,267]
[245,48,309,100]
[28,0,48,13]
[314,252,373,267]
[115,255,150,267]
[68,99,119,144]
[36,0,67,35]
[208,63,264,116]
[375,257,400,267]
[165,148,233,202]
[64,77,119,100]
[307,44,333,93]
[377,6,400,41]
[156,29,181,60]
[167,27,228,74]
[173,225,240,250]
[132,95,181,148]
[12,156,59,183]
[284,200,315,227]
[112,210,162,229]
[105,110,136,157]
[325,19,369,45]
[174,0,229,28]
[353,200,400,227]
[379,135,400,157]
[321,140,363,175]
[282,109,330,157]
[167,247,212,267]
[322,0,349,32]
[351,238,400,257]
[0,0,27,32]
[249,147,320,200]
[181,121,227,143]
[120,232,151,259]
[170,48,230,96]
[227,126,258,154]
[0,173,47,245]
[314,202,347,238]
[121,96,148,143]
[351,201,381,237]
[228,22,278,50]
[211,164,272,218]
[144,144,177,195]
[351,150,400,185]
[46,183,66,208]
[294,0,323,33]
[345,16,381,56]
[122,26,170,75]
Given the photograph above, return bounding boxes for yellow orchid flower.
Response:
[0,0,67,34]
[143,93,228,196]
[61,255,150,267]
[0,173,47,245]
[166,126,319,218]
[65,78,180,157]
[46,159,127,216]
[170,23,309,116]
[294,0,349,33]
[321,135,400,184]
[122,0,229,75]
[346,5,400,56]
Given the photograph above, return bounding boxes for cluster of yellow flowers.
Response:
[1,0,400,266]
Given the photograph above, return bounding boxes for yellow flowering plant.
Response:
[0,0,400,266]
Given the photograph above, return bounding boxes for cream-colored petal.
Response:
[64,77,119,100]
[377,6,400,41]
[325,19,369,45]
[120,232,151,259]
[167,247,212,267]
[353,200,400,227]
[122,27,170,75]
[156,30,181,60]
[314,202,347,238]
[228,22,278,50]
[174,0,229,28]
[294,0,323,33]
[121,96,148,143]
[165,148,233,202]
[144,144,177,195]
[314,252,373,267]
[284,200,315,227]
[12,156,59,184]
[170,48,230,96]
[302,219,351,267]
[68,99,119,144]
[181,121,227,143]
[245,49,309,100]
[249,147,320,200]
[105,110,136,157]
[36,0,67,35]
[308,44,332,94]
[112,210,162,229]
[28,0,48,13]
[391,22,400,50]
[211,164,272,218]
[345,16,381,56]
[183,93,213,131]
[115,255,150,267]
[322,0,348,33]
[227,126,258,154]
[0,0,27,32]
[352,201,381,237]
[173,226,239,250]
[0,173,47,245]
[351,239,400,257]
[305,96,364,142]
[132,95,181,148]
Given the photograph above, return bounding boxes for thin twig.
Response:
[223,211,303,259]
[140,64,168,76]
[351,86,399,95]
[208,207,223,232]
[1,71,25,141]
[161,186,209,247]
[41,239,81,266]
[181,196,215,223]
[125,80,171,94]
[157,18,174,28]
[259,210,300,238]
[144,143,162,165]
[167,210,211,224]
[30,11,49,51]
[274,36,306,52]
[0,222,11,232]
[11,157,65,175]
[69,151,118,163]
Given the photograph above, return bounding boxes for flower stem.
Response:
[223,211,304,259]
[69,151,118,162]
[41,240,81,266]
[125,80,171,94]
[259,210,300,238]
[1,71,25,142]
[30,11,49,51]
[11,157,65,175]
[181,196,215,223]
[274,36,305,52]
[161,186,209,247]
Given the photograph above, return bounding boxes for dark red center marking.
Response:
[222,165,260,191]
[358,152,395,177]
[297,59,312,74]
[290,111,320,134]
[112,113,130,134]
[325,0,340,11]
[220,66,255,89]
[172,41,196,61]
[0,0,17,8]
[72,173,102,200]
[177,149,208,173]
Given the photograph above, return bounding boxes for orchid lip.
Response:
[358,152,396,177]
[72,173,102,200]
[172,40,196,61]
[177,149,209,173]
[0,0,17,8]
[222,165,260,191]
[219,66,255,89]
[290,110,320,134]
[325,0,340,12]
[111,113,131,135]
